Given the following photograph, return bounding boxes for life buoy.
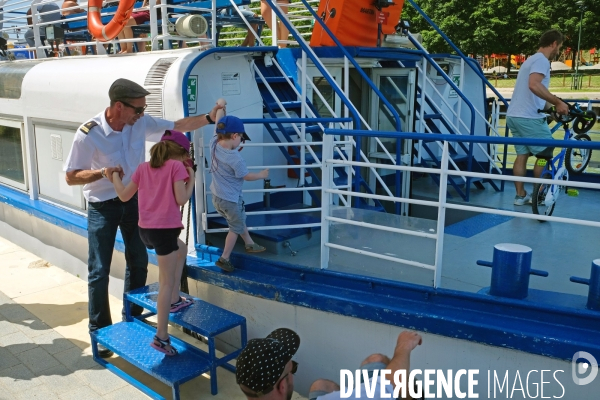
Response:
[87,0,136,41]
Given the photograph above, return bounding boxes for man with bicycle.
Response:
[506,29,569,205]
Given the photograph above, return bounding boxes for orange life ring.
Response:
[87,0,136,42]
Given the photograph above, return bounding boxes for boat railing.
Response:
[322,128,600,289]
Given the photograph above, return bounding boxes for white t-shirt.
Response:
[64,111,174,202]
[506,52,551,119]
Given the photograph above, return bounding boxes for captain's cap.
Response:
[109,78,150,101]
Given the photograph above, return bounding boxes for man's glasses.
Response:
[119,100,147,115]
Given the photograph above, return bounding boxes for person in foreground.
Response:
[505,29,569,206]
[109,130,194,356]
[64,78,221,358]
[236,328,300,400]
[308,331,422,400]
[235,328,422,400]
[209,112,269,272]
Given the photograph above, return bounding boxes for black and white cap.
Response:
[236,328,300,394]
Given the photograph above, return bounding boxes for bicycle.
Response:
[532,103,595,217]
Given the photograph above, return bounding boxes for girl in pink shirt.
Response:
[110,130,195,356]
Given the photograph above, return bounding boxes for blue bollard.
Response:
[477,243,548,300]
[570,259,600,311]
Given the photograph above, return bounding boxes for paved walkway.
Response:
[0,236,304,400]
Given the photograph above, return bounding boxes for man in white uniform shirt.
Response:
[65,78,221,358]
[505,29,568,205]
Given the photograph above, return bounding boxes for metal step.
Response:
[91,320,211,399]
[126,283,246,337]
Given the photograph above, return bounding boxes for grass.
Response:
[489,74,600,90]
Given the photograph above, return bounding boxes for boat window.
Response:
[0,123,26,187]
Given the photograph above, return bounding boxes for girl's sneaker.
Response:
[170,296,193,313]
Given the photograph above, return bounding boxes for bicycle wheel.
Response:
[565,133,592,175]
[532,172,555,219]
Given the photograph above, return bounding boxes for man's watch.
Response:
[101,167,107,178]
[205,113,215,124]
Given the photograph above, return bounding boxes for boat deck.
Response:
[207,178,600,298]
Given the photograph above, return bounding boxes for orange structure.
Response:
[310,0,405,47]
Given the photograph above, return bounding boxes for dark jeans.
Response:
[87,195,148,332]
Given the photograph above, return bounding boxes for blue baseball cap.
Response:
[216,116,251,141]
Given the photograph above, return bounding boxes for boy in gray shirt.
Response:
[210,115,269,271]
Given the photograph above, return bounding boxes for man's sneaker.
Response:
[215,257,234,272]
[514,193,532,205]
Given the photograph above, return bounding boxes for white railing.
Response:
[321,130,600,289]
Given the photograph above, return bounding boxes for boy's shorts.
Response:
[138,227,181,256]
[506,116,554,158]
[212,196,246,234]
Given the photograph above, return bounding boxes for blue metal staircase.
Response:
[415,89,501,200]
[254,54,385,211]
[90,283,247,399]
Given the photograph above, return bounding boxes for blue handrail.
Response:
[325,129,600,150]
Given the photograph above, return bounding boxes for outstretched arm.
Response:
[387,331,422,398]
[173,102,223,132]
[529,73,568,115]
[244,169,269,181]
[110,172,138,202]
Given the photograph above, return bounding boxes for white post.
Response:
[23,117,39,200]
[271,1,277,48]
[211,0,217,48]
[149,0,159,51]
[300,51,307,189]
[417,58,428,163]
[30,0,46,59]
[433,140,449,288]
[320,133,333,269]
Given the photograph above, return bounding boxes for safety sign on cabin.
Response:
[222,72,241,95]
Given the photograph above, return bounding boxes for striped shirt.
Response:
[209,136,249,202]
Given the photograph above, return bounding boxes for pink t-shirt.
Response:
[131,159,189,229]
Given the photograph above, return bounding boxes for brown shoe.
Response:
[245,243,266,253]
[215,257,234,272]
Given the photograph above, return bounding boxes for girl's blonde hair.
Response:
[150,140,188,168]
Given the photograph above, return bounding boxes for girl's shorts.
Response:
[212,196,246,234]
[139,227,182,256]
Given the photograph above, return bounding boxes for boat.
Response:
[1,0,599,398]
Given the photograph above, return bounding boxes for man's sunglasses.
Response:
[119,100,147,115]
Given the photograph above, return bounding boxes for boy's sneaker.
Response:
[215,257,234,272]
[245,243,266,253]
[514,192,532,205]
